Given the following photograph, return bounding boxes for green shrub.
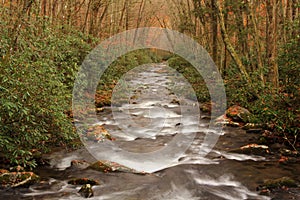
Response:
[0,13,95,168]
[224,20,299,148]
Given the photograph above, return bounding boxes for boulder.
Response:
[85,125,114,142]
[89,160,147,175]
[69,160,91,170]
[78,183,94,198]
[0,171,40,188]
[226,105,251,123]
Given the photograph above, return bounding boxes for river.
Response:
[2,63,299,200]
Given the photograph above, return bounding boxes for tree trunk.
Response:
[216,1,251,83]
[83,0,92,33]
[248,0,265,84]
[117,0,127,33]
[266,0,279,88]
[211,0,218,65]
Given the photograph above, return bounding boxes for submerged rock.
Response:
[78,183,94,198]
[0,171,40,188]
[89,160,147,175]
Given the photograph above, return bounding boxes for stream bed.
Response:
[2,63,300,200]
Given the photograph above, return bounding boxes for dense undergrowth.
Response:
[0,11,97,168]
[167,33,299,151]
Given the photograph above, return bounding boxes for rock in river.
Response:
[68,178,100,186]
[85,125,114,142]
[89,160,147,174]
[215,105,253,127]
[229,144,270,156]
[226,105,251,123]
[78,183,94,198]
[69,160,91,170]
[257,176,298,193]
[214,114,240,127]
[0,170,40,188]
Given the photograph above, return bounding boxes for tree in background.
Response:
[166,0,299,148]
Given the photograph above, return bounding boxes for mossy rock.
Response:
[89,160,146,175]
[68,178,100,186]
[69,160,91,170]
[226,105,251,123]
[85,125,114,142]
[261,177,298,189]
[0,171,40,188]
[89,160,113,173]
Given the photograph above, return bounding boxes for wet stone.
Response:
[88,160,147,175]
[215,114,241,127]
[0,171,40,188]
[85,125,114,142]
[78,183,94,198]
[229,144,270,156]
[69,160,91,170]
[257,177,298,191]
[68,178,100,186]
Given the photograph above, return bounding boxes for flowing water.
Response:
[2,63,300,200]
